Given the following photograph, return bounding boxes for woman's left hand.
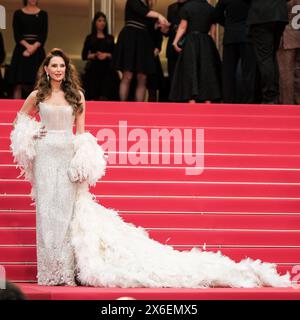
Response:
[154,48,160,57]
[27,42,40,56]
[173,43,182,53]
[27,44,37,55]
[97,52,110,60]
[160,24,170,34]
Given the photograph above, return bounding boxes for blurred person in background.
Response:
[113,0,169,102]
[82,12,120,101]
[9,0,48,99]
[214,0,258,103]
[277,0,300,105]
[0,281,26,300]
[147,22,165,102]
[170,0,222,103]
[244,0,288,104]
[163,0,188,90]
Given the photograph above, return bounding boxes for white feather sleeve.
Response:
[67,132,107,186]
[10,112,42,182]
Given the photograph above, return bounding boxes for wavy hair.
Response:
[35,48,83,115]
[91,11,109,36]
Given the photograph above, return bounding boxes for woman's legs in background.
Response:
[13,84,22,99]
[148,88,158,102]
[135,73,147,102]
[119,71,148,102]
[119,71,134,101]
[13,84,34,99]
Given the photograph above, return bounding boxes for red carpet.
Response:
[0,99,300,299]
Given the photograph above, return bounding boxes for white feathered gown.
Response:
[10,104,292,288]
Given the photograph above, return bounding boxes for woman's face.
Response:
[27,0,38,6]
[44,56,66,83]
[95,16,106,32]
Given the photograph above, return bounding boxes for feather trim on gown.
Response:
[10,121,293,288]
[69,133,293,289]
[10,112,42,200]
[67,132,107,186]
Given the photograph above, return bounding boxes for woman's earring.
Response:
[46,73,49,81]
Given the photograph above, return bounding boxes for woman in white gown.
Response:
[10,48,292,288]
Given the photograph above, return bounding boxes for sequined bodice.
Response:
[39,102,75,132]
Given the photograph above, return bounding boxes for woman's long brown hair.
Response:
[35,48,84,116]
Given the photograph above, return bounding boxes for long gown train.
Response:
[10,104,292,288]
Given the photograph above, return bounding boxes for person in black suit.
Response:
[244,0,289,104]
[164,0,187,85]
[214,0,257,103]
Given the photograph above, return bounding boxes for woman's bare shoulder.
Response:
[29,90,39,100]
[79,90,85,100]
[19,90,39,115]
[79,90,86,107]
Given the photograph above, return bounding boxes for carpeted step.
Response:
[2,180,300,198]
[3,264,297,283]
[1,194,300,213]
[1,228,300,246]
[1,211,300,229]
[1,246,299,264]
[2,165,300,182]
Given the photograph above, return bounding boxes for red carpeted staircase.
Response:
[0,99,300,300]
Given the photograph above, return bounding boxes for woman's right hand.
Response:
[22,50,30,57]
[157,14,170,28]
[160,23,170,34]
[87,52,97,60]
[96,51,109,60]
[33,125,47,139]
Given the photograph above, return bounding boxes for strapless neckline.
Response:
[40,102,72,108]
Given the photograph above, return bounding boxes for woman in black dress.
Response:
[169,0,222,103]
[9,0,48,99]
[147,23,165,102]
[114,0,169,102]
[82,12,120,101]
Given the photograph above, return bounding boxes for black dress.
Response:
[147,25,165,91]
[9,9,48,86]
[113,0,156,74]
[166,2,186,83]
[82,34,120,101]
[169,0,222,102]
